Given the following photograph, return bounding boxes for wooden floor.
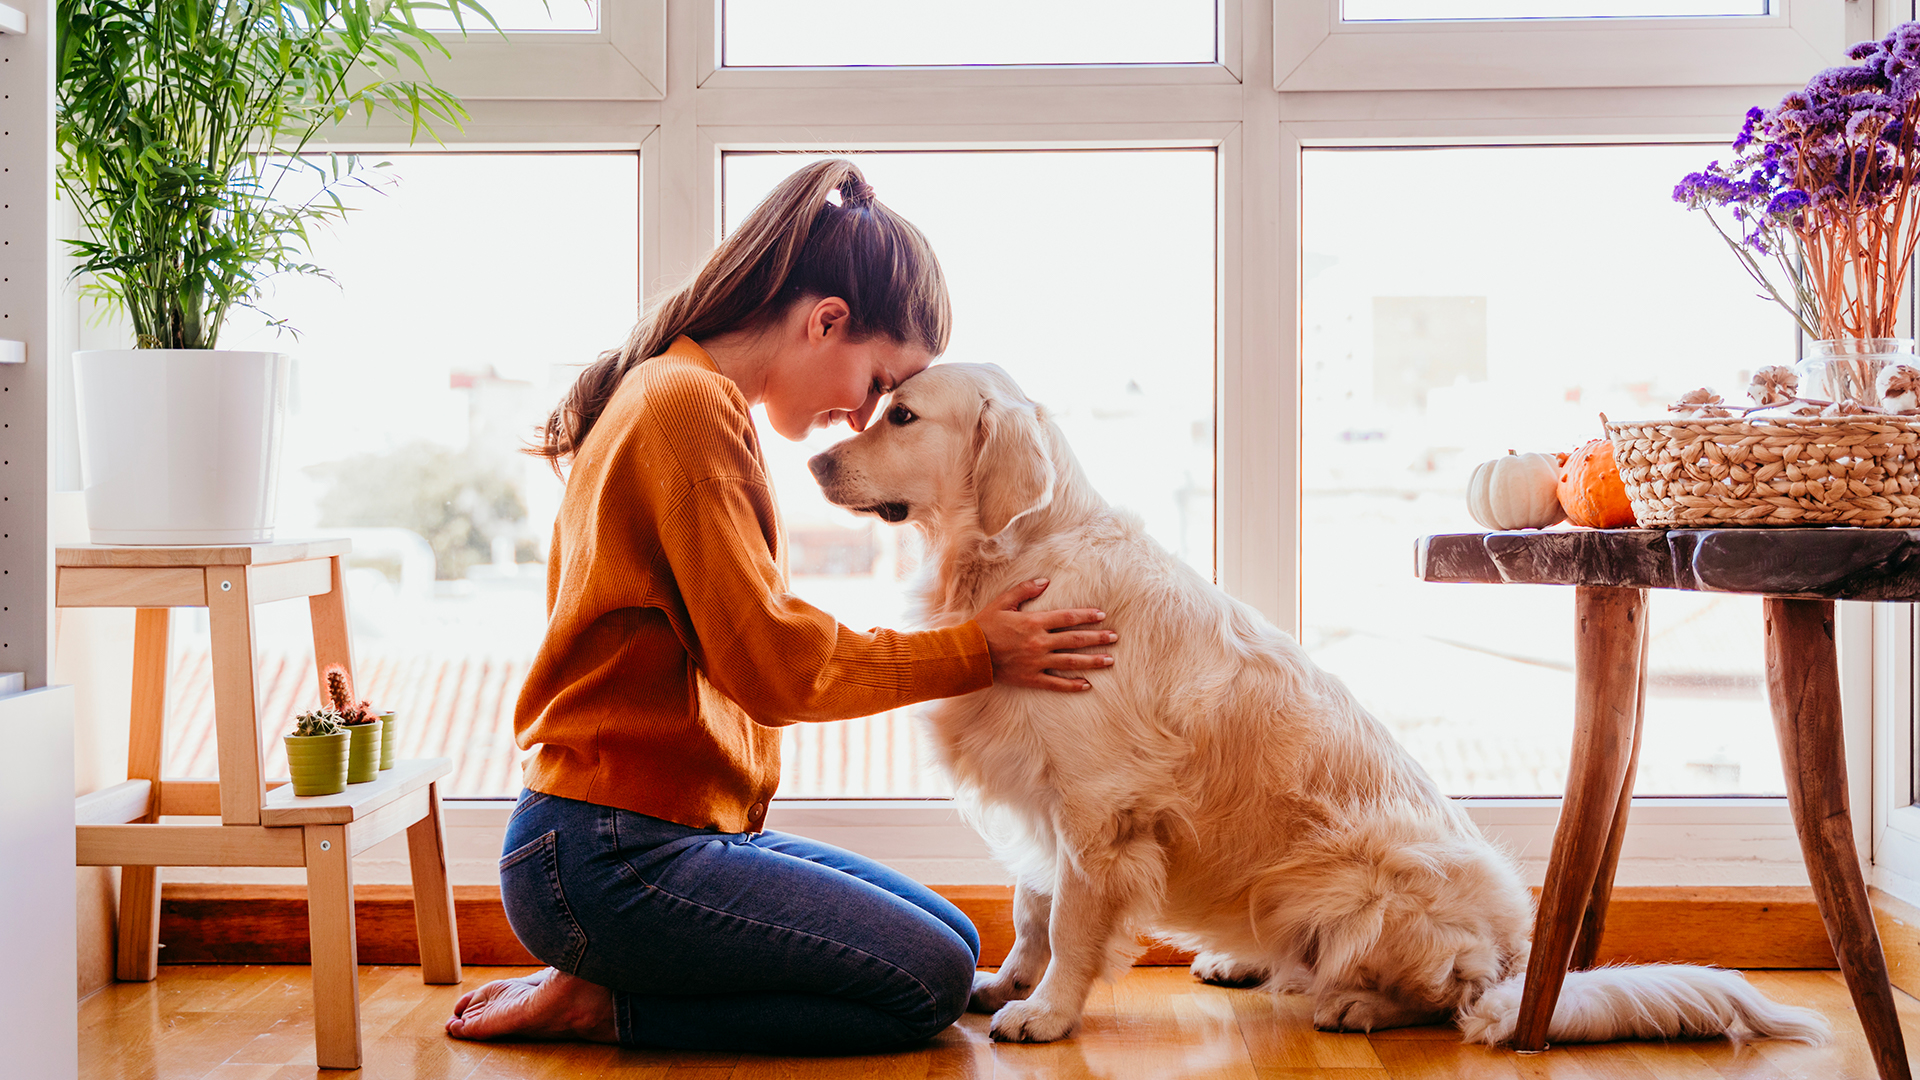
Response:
[78,964,1920,1079]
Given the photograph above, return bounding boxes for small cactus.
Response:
[291,710,345,738]
[324,663,379,725]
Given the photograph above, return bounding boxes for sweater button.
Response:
[750,801,766,821]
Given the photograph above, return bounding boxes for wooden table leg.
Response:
[406,781,463,985]
[205,568,265,826]
[305,823,363,1070]
[1570,626,1648,972]
[117,607,170,982]
[1513,586,1648,1051]
[308,554,355,700]
[1766,597,1911,1080]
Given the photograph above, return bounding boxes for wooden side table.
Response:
[1419,528,1916,1080]
[64,540,461,1071]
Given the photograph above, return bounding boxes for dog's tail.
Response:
[1454,964,1829,1046]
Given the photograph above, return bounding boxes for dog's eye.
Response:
[888,404,917,425]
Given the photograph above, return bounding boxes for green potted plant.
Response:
[285,710,350,797]
[327,660,398,772]
[378,709,400,771]
[324,664,382,783]
[56,0,495,544]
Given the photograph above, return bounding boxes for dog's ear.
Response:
[973,395,1055,537]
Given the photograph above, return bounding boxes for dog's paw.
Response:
[1313,990,1384,1032]
[969,970,1033,1014]
[989,998,1079,1043]
[1312,989,1447,1033]
[1189,951,1268,989]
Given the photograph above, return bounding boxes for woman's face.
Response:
[761,299,937,441]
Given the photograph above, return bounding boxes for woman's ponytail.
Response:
[534,159,950,467]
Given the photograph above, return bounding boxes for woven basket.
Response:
[1604,415,1920,528]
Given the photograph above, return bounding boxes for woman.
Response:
[445,160,1115,1053]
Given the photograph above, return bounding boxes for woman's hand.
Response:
[975,578,1116,692]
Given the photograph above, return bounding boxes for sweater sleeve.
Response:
[635,375,991,725]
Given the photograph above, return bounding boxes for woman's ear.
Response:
[808,296,852,340]
[973,396,1055,537]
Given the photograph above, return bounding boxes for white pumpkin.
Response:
[1466,451,1565,531]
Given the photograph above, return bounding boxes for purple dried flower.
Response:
[1806,65,1887,100]
[1842,90,1899,112]
[1767,189,1810,215]
[1678,22,1920,338]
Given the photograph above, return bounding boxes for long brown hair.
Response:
[534,158,952,467]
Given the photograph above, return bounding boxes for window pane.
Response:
[416,0,598,32]
[724,149,1216,796]
[1343,0,1765,18]
[160,153,639,798]
[1301,145,1790,797]
[723,0,1214,67]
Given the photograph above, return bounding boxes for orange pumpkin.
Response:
[1558,438,1637,528]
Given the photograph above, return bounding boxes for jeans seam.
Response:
[506,790,554,829]
[614,990,635,1046]
[502,830,590,974]
[545,835,591,972]
[499,829,552,872]
[625,868,951,1018]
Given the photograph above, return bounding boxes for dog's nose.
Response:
[807,452,836,483]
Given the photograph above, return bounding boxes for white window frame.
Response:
[415,0,665,101]
[1277,0,1841,92]
[1866,0,1920,909]
[180,0,1896,890]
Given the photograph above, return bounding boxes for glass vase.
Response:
[1793,338,1920,408]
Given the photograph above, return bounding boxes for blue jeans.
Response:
[498,789,981,1053]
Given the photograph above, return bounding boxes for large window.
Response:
[71,0,1887,890]
[724,149,1216,796]
[1342,1,1768,18]
[415,0,598,32]
[157,153,639,796]
[721,0,1216,67]
[1300,144,1792,796]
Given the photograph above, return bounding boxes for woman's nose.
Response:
[848,393,883,432]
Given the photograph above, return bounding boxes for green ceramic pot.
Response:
[345,721,382,783]
[285,730,350,796]
[378,711,398,770]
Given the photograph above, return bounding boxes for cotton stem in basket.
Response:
[1670,388,1731,417]
[1878,363,1920,412]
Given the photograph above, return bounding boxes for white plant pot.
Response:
[74,349,292,545]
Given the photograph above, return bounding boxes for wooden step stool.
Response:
[66,540,461,1070]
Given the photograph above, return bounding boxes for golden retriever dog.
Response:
[805,362,1829,1048]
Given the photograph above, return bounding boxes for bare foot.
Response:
[446,967,618,1043]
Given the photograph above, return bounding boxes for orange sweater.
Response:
[515,336,992,832]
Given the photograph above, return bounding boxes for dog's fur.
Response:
[806,362,1830,1047]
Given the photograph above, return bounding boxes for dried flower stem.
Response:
[1791,103,1920,338]
[1679,31,1920,344]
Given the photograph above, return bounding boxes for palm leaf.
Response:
[55,0,510,349]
